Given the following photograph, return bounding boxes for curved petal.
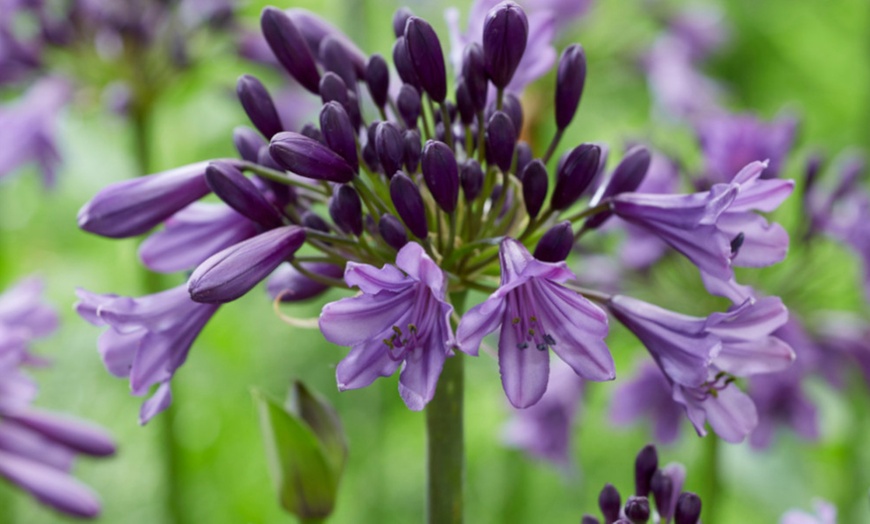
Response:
[715,337,795,376]
[396,242,447,298]
[139,383,173,425]
[717,213,789,267]
[335,338,401,391]
[455,295,506,356]
[344,261,410,294]
[319,288,414,346]
[498,317,550,408]
[0,449,101,518]
[398,330,448,411]
[4,409,115,457]
[97,328,141,378]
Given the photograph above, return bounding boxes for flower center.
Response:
[507,284,556,352]
[382,285,435,361]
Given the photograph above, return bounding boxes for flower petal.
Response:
[498,317,550,408]
[319,288,414,346]
[0,449,101,518]
[344,261,410,294]
[456,295,506,356]
[398,330,448,411]
[336,338,402,391]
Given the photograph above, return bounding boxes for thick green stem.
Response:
[700,435,720,524]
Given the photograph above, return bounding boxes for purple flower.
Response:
[780,499,837,524]
[457,238,613,408]
[502,359,584,466]
[610,362,685,444]
[672,372,758,443]
[643,35,724,121]
[318,242,454,410]
[75,285,219,424]
[0,277,59,343]
[267,262,344,302]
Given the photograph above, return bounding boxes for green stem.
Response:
[542,128,564,165]
[425,292,467,524]
[700,435,720,524]
[0,480,15,524]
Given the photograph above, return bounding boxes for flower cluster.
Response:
[0,277,115,518]
[76,1,794,446]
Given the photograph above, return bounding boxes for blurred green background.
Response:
[2,0,869,522]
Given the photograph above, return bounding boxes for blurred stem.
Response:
[0,480,15,524]
[700,435,720,524]
[426,292,467,524]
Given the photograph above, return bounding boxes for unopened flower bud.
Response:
[345,91,363,130]
[482,2,528,88]
[378,213,409,250]
[365,54,390,109]
[803,152,823,196]
[598,483,622,524]
[260,7,321,93]
[392,7,413,38]
[502,93,524,133]
[455,80,475,125]
[270,132,355,183]
[461,159,484,201]
[397,84,422,129]
[389,172,428,238]
[422,140,460,213]
[236,74,283,139]
[487,111,517,173]
[551,144,600,210]
[555,44,587,130]
[393,37,421,89]
[319,72,350,108]
[376,122,405,178]
[300,122,323,143]
[586,146,651,229]
[515,141,532,176]
[462,43,487,113]
[674,493,702,524]
[521,160,548,218]
[320,102,358,172]
[533,221,573,262]
[205,161,283,228]
[634,445,658,497]
[319,36,357,88]
[329,185,363,236]
[625,496,650,524]
[404,130,422,173]
[650,470,674,520]
[268,262,344,302]
[405,16,447,102]
[233,127,266,163]
[301,211,330,233]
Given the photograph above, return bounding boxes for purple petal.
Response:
[139,383,173,425]
[456,295,506,356]
[344,261,411,294]
[395,242,447,298]
[717,212,789,267]
[4,409,115,457]
[319,288,415,346]
[0,450,101,518]
[336,338,402,391]
[498,316,550,408]
[97,328,142,378]
[398,328,449,411]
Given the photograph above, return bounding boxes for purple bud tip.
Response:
[460,159,484,201]
[598,483,622,523]
[502,93,524,132]
[302,211,331,233]
[581,516,601,524]
[319,36,357,88]
[674,493,702,524]
[329,185,363,236]
[260,7,321,93]
[521,159,548,218]
[300,122,323,143]
[365,54,390,108]
[405,16,447,102]
[421,140,460,213]
[555,44,587,130]
[533,221,573,262]
[585,145,650,230]
[551,143,600,210]
[319,71,351,108]
[482,1,528,89]
[205,161,283,228]
[189,225,306,303]
[375,122,405,178]
[625,496,651,523]
[378,213,409,250]
[392,7,413,38]
[393,36,421,89]
[236,74,283,139]
[486,111,518,173]
[634,444,658,497]
[650,470,674,519]
[397,84,422,129]
[404,129,422,173]
[268,262,344,302]
[515,141,532,175]
[270,131,355,183]
[389,172,429,239]
[233,127,266,163]
[455,80,475,125]
[803,152,823,194]
[462,43,487,113]
[320,101,359,171]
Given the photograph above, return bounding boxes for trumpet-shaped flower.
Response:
[457,238,613,408]
[319,243,454,410]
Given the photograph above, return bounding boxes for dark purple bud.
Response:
[189,225,306,303]
[233,127,266,163]
[256,148,296,209]
[389,172,428,238]
[515,141,532,176]
[674,493,702,524]
[460,159,484,201]
[260,7,321,93]
[598,483,621,524]
[482,2,528,89]
[392,7,413,38]
[533,221,573,262]
[301,211,330,233]
[397,84,422,129]
[650,470,674,520]
[375,122,405,178]
[345,91,363,130]
[319,71,350,108]
[586,146,650,229]
[329,185,363,236]
[319,36,357,88]
[486,111,517,173]
[462,43,488,113]
[555,44,587,129]
[404,130,422,173]
[455,80,475,125]
[550,144,599,210]
[270,132,355,183]
[634,445,658,497]
[300,122,324,143]
[581,517,601,524]
[236,75,283,139]
[393,37,421,89]
[319,102,358,171]
[625,496,650,524]
[378,213,409,250]
[268,262,344,302]
[614,520,632,524]
[365,54,390,108]
[422,140,460,213]
[286,8,367,77]
[502,93,523,132]
[803,152,823,196]
[205,161,283,228]
[257,145,284,172]
[521,160,548,218]
[404,16,447,102]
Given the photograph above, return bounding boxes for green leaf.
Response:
[253,388,341,519]
[286,381,348,475]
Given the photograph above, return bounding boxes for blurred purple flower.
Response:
[319,242,454,410]
[666,5,730,61]
[672,374,757,443]
[75,285,219,424]
[610,362,684,444]
[780,499,837,524]
[457,238,613,408]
